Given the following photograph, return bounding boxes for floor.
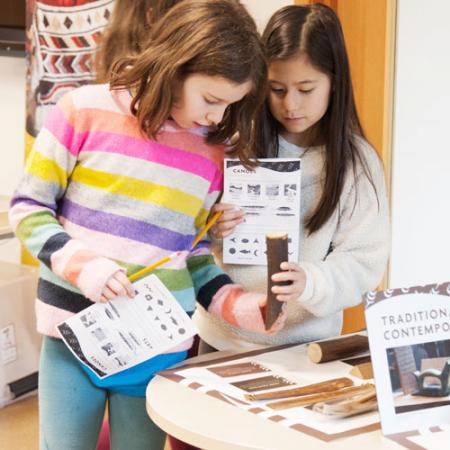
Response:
[0,395,39,450]
[0,395,172,450]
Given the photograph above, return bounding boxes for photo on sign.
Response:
[387,338,450,414]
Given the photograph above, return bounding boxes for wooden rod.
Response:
[265,233,289,329]
[307,334,369,364]
[245,377,354,401]
[266,384,375,410]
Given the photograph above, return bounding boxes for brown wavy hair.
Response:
[255,3,377,233]
[110,0,267,167]
[95,0,182,83]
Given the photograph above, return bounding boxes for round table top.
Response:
[146,351,387,450]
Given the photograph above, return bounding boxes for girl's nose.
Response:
[205,113,217,126]
[283,91,298,112]
[206,106,227,126]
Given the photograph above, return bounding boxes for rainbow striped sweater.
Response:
[9,83,235,351]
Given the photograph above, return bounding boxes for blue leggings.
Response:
[39,337,166,450]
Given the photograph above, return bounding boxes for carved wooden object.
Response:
[265,233,289,329]
[313,388,377,417]
[266,384,375,410]
[307,335,369,364]
[245,377,354,401]
[350,362,374,380]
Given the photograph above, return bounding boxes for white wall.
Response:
[0,55,25,263]
[243,0,293,31]
[389,0,450,287]
[0,55,25,197]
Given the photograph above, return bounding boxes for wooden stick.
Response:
[245,377,354,401]
[266,383,375,410]
[350,362,374,380]
[128,211,222,282]
[265,233,289,329]
[350,390,377,404]
[307,335,369,364]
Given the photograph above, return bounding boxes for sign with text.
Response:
[365,282,450,436]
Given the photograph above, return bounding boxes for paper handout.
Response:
[58,274,198,378]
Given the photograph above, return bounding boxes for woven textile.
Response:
[26,0,114,136]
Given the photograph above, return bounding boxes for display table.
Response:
[146,342,450,449]
[146,343,394,450]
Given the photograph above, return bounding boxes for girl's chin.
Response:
[283,124,308,134]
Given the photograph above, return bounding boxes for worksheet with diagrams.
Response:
[57,275,198,378]
[223,158,301,265]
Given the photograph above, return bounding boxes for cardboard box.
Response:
[0,261,40,407]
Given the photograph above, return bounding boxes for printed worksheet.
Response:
[223,158,301,265]
[57,275,198,378]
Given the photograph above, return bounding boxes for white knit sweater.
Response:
[193,135,390,351]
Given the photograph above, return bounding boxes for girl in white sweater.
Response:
[193,3,390,351]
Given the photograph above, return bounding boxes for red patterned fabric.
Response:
[25,0,114,136]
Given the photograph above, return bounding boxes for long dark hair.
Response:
[110,0,267,168]
[256,3,377,233]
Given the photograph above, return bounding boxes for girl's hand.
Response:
[209,202,244,239]
[271,262,306,302]
[100,271,135,303]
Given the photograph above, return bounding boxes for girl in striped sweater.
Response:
[9,1,282,449]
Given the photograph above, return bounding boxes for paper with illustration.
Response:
[58,274,198,378]
[222,158,301,265]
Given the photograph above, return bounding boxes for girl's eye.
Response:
[204,97,219,105]
[299,89,314,94]
[270,88,285,95]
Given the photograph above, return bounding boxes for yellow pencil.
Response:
[128,252,180,282]
[129,210,223,282]
[190,210,222,249]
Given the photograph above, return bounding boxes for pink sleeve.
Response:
[51,239,125,303]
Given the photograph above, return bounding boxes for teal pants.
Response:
[39,337,166,450]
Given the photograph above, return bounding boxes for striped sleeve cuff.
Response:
[207,284,267,333]
[50,238,125,303]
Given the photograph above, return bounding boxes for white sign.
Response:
[223,158,301,265]
[0,324,17,365]
[58,275,198,378]
[365,282,450,436]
